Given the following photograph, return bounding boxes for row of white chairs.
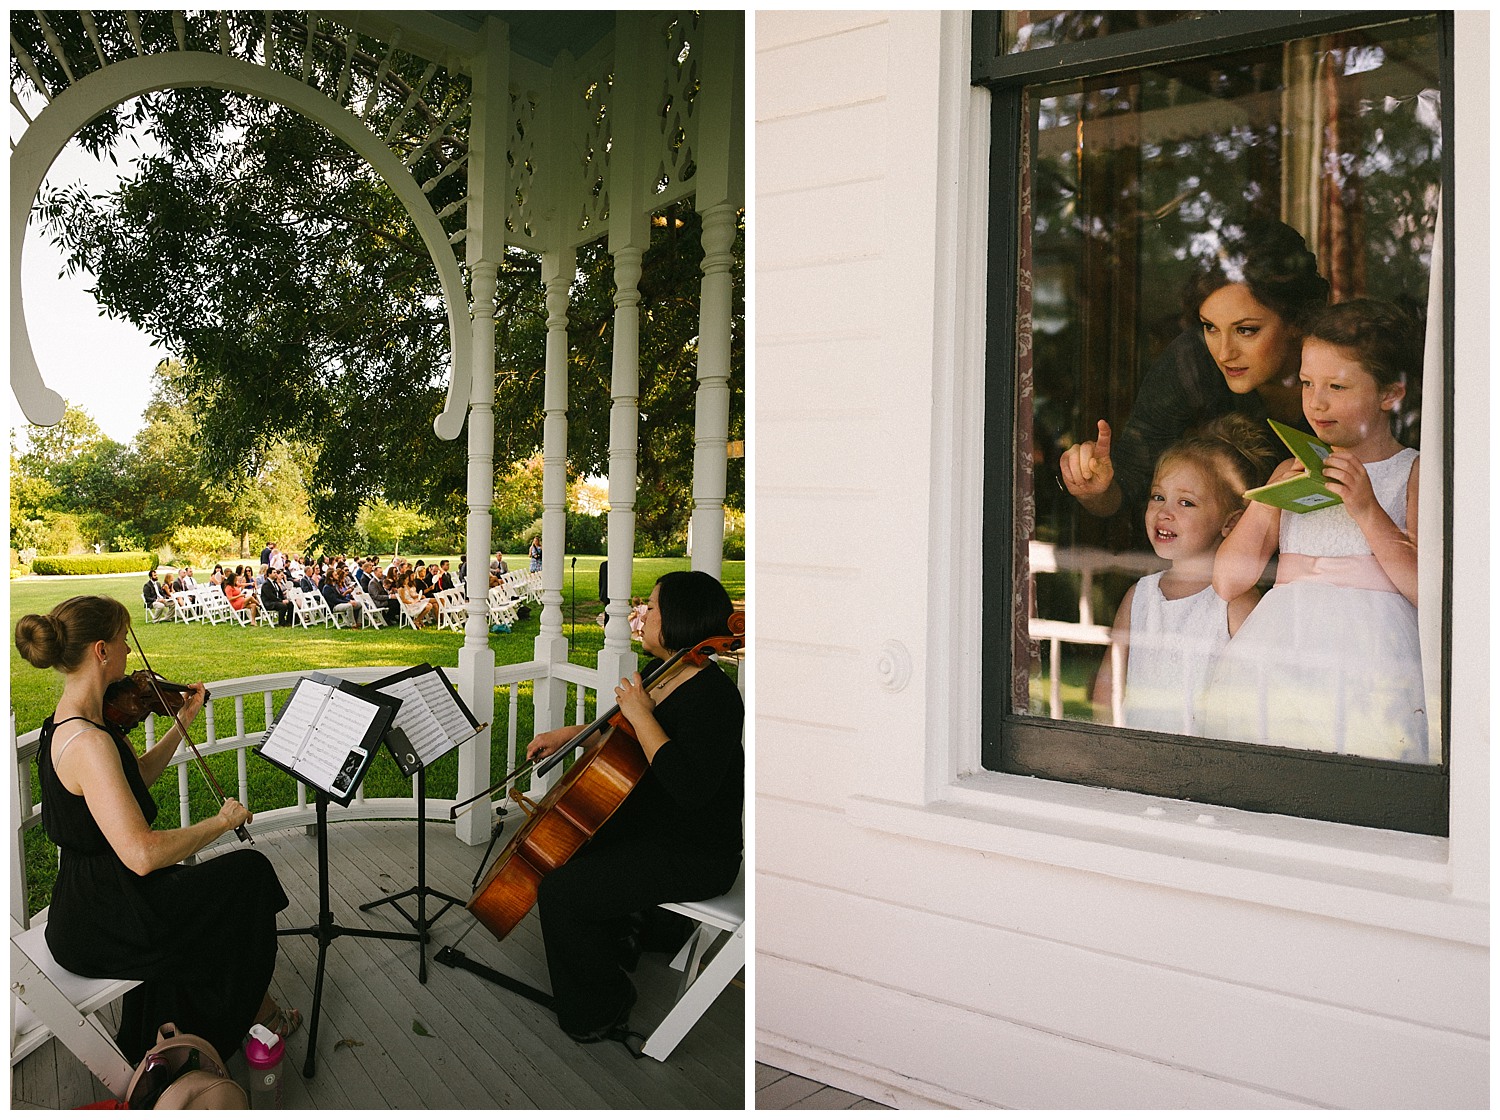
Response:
[147,571,542,633]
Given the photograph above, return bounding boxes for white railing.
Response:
[11,660,604,928]
[1027,540,1164,723]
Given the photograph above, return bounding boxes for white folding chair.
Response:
[488,586,521,629]
[640,868,746,1060]
[170,591,202,624]
[435,588,468,631]
[197,586,233,625]
[354,590,387,629]
[501,570,529,601]
[289,588,333,629]
[11,917,140,1092]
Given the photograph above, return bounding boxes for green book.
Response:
[1242,419,1343,513]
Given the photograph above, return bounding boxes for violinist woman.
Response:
[14,596,296,1063]
[524,570,743,1043]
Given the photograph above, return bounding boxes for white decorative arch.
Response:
[10,52,471,439]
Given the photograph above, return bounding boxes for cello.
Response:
[463,613,745,941]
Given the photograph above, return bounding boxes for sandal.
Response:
[260,1004,303,1040]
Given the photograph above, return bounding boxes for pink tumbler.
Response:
[245,1024,285,1108]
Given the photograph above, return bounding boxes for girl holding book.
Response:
[1200,299,1427,761]
[1096,414,1277,735]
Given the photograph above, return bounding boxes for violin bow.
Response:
[125,623,254,845]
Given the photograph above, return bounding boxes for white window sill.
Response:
[847,771,1484,946]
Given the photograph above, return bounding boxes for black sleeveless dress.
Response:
[37,715,289,1063]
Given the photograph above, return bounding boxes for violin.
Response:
[462,612,745,942]
[103,669,200,732]
[118,624,253,845]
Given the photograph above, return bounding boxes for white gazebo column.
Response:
[596,15,653,692]
[686,13,745,581]
[532,246,575,735]
[597,225,648,691]
[688,202,737,579]
[453,16,509,846]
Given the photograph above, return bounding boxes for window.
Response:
[975,13,1451,834]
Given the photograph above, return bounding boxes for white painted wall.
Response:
[754,10,1488,1109]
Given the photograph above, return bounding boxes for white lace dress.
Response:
[1122,573,1229,737]
[1199,447,1428,762]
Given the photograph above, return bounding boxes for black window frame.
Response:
[975,10,1455,836]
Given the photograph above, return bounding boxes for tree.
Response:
[357,499,432,557]
[16,10,744,553]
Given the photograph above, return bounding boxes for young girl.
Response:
[1098,414,1277,735]
[1200,299,1426,761]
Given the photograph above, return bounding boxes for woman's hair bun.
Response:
[14,613,65,670]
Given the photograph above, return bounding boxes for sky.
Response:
[14,132,169,447]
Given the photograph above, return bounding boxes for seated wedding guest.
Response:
[208,564,225,588]
[223,573,260,624]
[297,567,318,595]
[321,568,361,628]
[432,559,456,594]
[413,563,434,598]
[178,567,197,591]
[142,570,174,621]
[365,572,403,626]
[260,568,294,628]
[396,571,439,628]
[491,550,509,576]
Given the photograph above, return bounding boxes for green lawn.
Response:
[11,556,744,914]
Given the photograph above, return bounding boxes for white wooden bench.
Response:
[641,866,746,1060]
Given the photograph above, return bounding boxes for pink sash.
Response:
[1273,553,1402,595]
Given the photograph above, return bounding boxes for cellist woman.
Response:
[14,595,298,1063]
[524,570,744,1043]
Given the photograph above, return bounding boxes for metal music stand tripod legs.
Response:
[278,791,421,1079]
[359,767,466,982]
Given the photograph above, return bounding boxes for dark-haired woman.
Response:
[1062,219,1331,522]
[14,595,296,1063]
[524,570,743,1043]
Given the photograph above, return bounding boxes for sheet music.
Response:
[261,679,385,793]
[411,670,475,744]
[375,667,479,769]
[379,677,455,768]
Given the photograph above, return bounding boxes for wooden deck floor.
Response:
[756,1064,893,1109]
[12,819,745,1109]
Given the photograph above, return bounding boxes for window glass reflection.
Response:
[1017,19,1442,764]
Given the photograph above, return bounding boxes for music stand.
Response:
[360,665,485,982]
[278,791,422,1078]
[257,673,412,1078]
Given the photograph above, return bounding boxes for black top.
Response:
[596,659,745,859]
